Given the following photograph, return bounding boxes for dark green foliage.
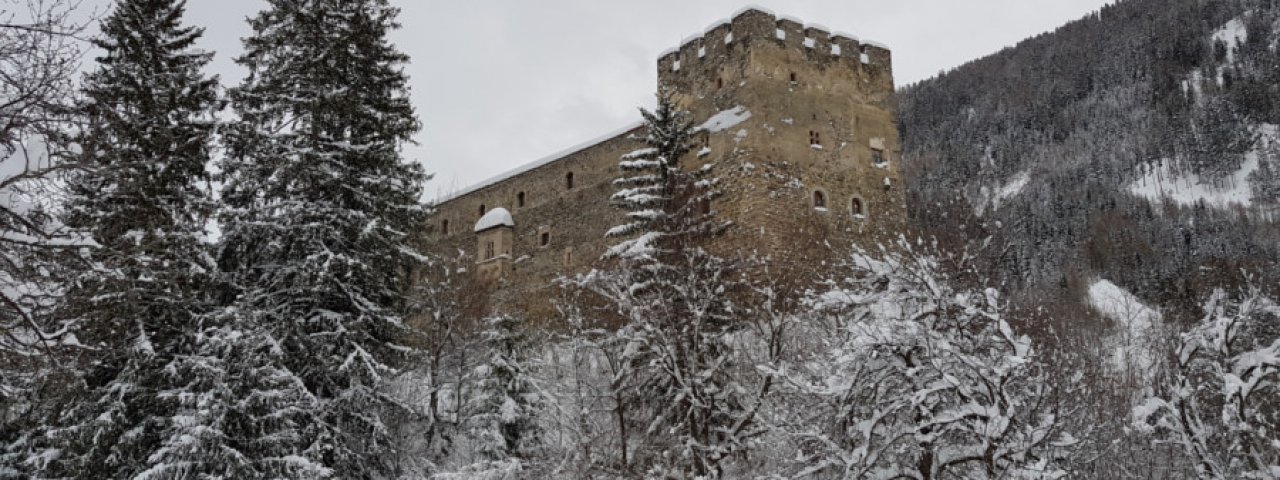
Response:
[219,0,430,476]
[467,315,542,461]
[38,0,224,476]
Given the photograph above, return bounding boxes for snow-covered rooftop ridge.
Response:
[703,19,730,34]
[862,39,891,49]
[732,5,775,18]
[474,207,514,233]
[656,7,888,65]
[436,121,643,203]
[832,30,861,42]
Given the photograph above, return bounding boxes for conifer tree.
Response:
[465,315,542,463]
[219,0,430,476]
[597,90,750,477]
[39,0,223,476]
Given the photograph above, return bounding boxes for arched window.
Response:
[441,219,450,235]
[851,197,866,217]
[565,172,575,190]
[479,204,486,216]
[813,190,826,209]
[517,191,526,208]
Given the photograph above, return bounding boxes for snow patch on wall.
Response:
[1127,124,1277,210]
[699,106,752,132]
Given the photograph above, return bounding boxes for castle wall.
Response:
[424,7,907,318]
[427,126,645,319]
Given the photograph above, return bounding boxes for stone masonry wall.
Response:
[424,7,906,319]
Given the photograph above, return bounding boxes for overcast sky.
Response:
[81,0,1115,199]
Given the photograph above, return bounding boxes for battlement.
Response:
[656,7,892,87]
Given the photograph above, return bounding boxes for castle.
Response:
[426,7,906,318]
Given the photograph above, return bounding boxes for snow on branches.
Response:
[770,239,1076,479]
[1133,283,1280,479]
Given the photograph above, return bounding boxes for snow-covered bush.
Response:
[1133,284,1280,479]
[769,240,1076,479]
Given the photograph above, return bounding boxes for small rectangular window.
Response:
[540,232,550,247]
[872,148,886,165]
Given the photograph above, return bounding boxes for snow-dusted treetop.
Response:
[475,207,515,232]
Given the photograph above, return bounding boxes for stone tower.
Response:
[423,8,906,317]
[657,8,906,271]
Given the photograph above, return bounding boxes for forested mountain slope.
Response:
[899,0,1280,319]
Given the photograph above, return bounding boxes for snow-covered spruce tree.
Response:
[1133,284,1280,480]
[596,89,760,478]
[30,0,224,476]
[219,0,429,476]
[459,315,542,467]
[771,240,1075,479]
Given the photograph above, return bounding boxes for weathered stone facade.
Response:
[426,8,906,318]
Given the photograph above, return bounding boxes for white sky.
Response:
[80,0,1115,199]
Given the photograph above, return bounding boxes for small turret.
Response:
[474,208,515,283]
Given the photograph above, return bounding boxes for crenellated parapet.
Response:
[656,7,892,95]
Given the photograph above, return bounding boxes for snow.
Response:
[862,39,890,49]
[833,31,861,42]
[832,44,842,55]
[436,121,643,202]
[976,170,1031,216]
[860,53,871,64]
[1088,279,1163,380]
[474,208,514,233]
[804,37,816,48]
[698,106,752,132]
[1127,124,1277,210]
[775,28,786,40]
[703,19,730,34]
[732,5,775,18]
[1212,18,1248,63]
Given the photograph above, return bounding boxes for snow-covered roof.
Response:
[732,5,775,17]
[437,121,643,203]
[474,207,515,233]
[862,39,891,50]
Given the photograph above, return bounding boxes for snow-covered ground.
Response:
[1087,279,1163,382]
[975,170,1030,217]
[1128,124,1277,211]
[1212,18,1248,63]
